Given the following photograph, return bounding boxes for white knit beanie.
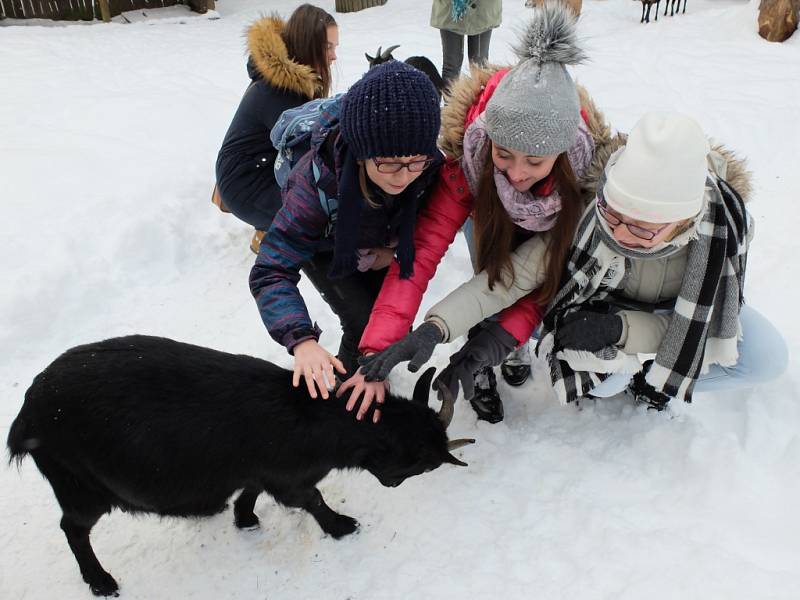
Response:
[604,112,711,223]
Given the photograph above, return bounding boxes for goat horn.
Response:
[412,366,437,406]
[365,52,374,63]
[447,438,475,451]
[381,44,400,60]
[444,453,468,467]
[435,381,455,429]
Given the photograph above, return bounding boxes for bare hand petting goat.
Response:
[292,339,346,399]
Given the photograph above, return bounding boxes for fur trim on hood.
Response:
[439,65,752,203]
[246,16,321,100]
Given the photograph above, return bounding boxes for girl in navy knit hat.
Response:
[342,2,613,423]
[249,61,442,410]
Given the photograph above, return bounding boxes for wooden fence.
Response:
[0,0,211,20]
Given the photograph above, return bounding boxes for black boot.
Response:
[469,366,504,423]
[500,340,531,387]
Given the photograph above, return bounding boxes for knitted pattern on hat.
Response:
[340,61,441,160]
[485,1,586,156]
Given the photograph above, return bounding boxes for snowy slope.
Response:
[1,1,799,598]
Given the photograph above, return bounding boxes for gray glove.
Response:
[358,321,444,382]
[433,322,518,401]
[555,311,623,352]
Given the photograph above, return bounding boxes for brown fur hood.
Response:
[246,16,320,100]
[440,65,751,203]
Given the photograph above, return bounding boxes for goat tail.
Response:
[6,413,37,467]
[514,0,587,66]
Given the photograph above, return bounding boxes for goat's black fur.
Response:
[8,335,464,597]
[366,45,444,100]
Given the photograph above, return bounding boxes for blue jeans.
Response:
[589,305,788,397]
[462,216,477,271]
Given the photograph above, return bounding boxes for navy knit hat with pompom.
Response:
[340,61,441,160]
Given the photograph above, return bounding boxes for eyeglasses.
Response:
[371,157,434,174]
[596,195,671,241]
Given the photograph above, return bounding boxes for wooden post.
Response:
[97,0,110,21]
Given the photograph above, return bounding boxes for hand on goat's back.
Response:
[337,369,387,423]
[292,339,345,399]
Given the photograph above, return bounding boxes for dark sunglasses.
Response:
[371,157,434,174]
[596,194,670,241]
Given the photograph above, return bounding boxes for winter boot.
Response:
[250,229,266,254]
[500,340,531,387]
[469,366,504,423]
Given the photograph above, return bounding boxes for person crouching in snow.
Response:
[215,5,339,253]
[344,2,622,424]
[538,111,787,408]
[249,61,442,413]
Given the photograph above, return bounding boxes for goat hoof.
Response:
[325,514,359,539]
[88,571,119,597]
[234,512,260,530]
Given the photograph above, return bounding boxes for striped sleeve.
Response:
[249,153,330,352]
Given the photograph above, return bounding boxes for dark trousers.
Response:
[216,154,283,231]
[301,252,388,377]
[440,29,493,87]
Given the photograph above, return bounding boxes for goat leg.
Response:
[233,486,262,530]
[61,513,119,597]
[272,486,359,539]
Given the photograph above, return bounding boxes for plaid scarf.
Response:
[538,174,749,405]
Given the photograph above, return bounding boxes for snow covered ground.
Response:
[2,0,799,598]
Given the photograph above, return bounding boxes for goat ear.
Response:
[412,367,437,406]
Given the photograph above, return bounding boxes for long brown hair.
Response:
[472,151,583,305]
[282,4,336,98]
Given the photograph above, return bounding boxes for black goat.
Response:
[663,0,686,16]
[7,335,472,597]
[366,45,445,100]
[639,0,661,23]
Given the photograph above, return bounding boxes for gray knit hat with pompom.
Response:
[485,1,586,156]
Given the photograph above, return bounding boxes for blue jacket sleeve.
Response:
[249,153,331,352]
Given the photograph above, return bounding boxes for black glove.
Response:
[358,321,444,382]
[433,322,518,401]
[628,368,671,411]
[555,311,623,352]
